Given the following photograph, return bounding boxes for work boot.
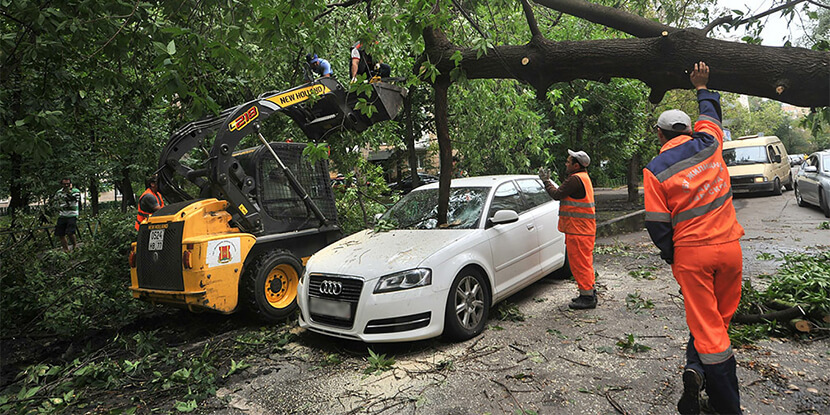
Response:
[569,293,597,309]
[678,368,704,414]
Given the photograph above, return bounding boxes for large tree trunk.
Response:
[435,79,452,225]
[424,30,829,107]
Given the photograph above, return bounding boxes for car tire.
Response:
[795,185,807,207]
[243,249,303,322]
[773,177,782,195]
[784,173,793,191]
[820,189,830,218]
[444,267,490,341]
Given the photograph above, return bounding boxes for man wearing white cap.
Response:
[644,62,744,415]
[538,149,597,309]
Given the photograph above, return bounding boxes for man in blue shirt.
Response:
[306,54,332,78]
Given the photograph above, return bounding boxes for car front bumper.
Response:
[730,181,776,194]
[298,275,446,343]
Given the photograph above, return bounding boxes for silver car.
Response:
[794,150,830,217]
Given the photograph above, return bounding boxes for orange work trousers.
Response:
[672,240,742,361]
[565,233,595,293]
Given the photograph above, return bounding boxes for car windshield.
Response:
[723,146,769,166]
[380,187,489,230]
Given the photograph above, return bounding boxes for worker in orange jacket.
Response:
[644,62,745,415]
[135,175,165,231]
[539,149,597,309]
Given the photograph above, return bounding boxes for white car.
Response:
[297,175,568,343]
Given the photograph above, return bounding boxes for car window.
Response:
[487,182,525,219]
[516,179,551,209]
[723,146,768,166]
[767,145,776,161]
[380,187,489,230]
[822,155,830,173]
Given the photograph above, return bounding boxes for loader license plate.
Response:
[309,297,351,319]
[148,229,164,251]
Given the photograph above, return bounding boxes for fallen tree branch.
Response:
[733,305,806,324]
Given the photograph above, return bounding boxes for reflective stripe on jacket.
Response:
[643,90,744,261]
[135,188,164,230]
[558,171,596,236]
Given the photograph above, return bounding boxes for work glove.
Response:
[538,167,551,183]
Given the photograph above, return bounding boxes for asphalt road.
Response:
[200,188,829,415]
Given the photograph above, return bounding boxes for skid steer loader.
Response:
[129,77,406,321]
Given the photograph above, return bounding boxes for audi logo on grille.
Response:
[319,280,343,296]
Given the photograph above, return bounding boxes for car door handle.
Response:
[526,224,534,230]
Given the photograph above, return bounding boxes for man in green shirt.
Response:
[54,177,81,252]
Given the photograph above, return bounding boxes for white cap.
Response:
[656,109,692,133]
[568,149,590,167]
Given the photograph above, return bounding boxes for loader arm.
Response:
[157,77,406,233]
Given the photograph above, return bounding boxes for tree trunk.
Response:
[118,167,136,212]
[627,152,640,203]
[89,175,99,216]
[404,86,420,189]
[8,153,28,222]
[435,79,451,226]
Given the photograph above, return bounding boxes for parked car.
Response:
[387,173,439,193]
[794,150,830,217]
[297,175,568,342]
[723,135,792,195]
[789,154,807,167]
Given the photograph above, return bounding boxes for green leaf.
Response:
[174,400,197,412]
[167,40,176,55]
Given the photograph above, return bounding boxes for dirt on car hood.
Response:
[305,228,472,279]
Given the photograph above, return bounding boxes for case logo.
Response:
[229,106,259,132]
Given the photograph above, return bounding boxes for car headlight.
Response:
[754,176,767,183]
[374,269,432,293]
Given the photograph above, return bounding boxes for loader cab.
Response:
[232,142,339,237]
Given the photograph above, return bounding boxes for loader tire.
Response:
[243,249,302,322]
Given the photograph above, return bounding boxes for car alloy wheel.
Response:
[795,186,806,207]
[444,268,490,341]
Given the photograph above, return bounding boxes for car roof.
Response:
[414,175,539,190]
[723,135,781,148]
[810,150,830,156]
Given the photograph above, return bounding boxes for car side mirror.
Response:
[774,154,782,163]
[804,165,818,173]
[489,209,519,226]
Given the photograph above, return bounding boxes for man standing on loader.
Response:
[135,175,164,231]
[644,62,744,415]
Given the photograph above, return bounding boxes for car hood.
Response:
[306,229,472,279]
[727,164,768,176]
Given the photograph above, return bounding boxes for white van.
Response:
[722,135,792,195]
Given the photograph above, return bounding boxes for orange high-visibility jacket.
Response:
[135,188,164,230]
[558,171,596,236]
[643,90,744,262]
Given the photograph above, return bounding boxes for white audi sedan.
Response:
[297,175,567,343]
